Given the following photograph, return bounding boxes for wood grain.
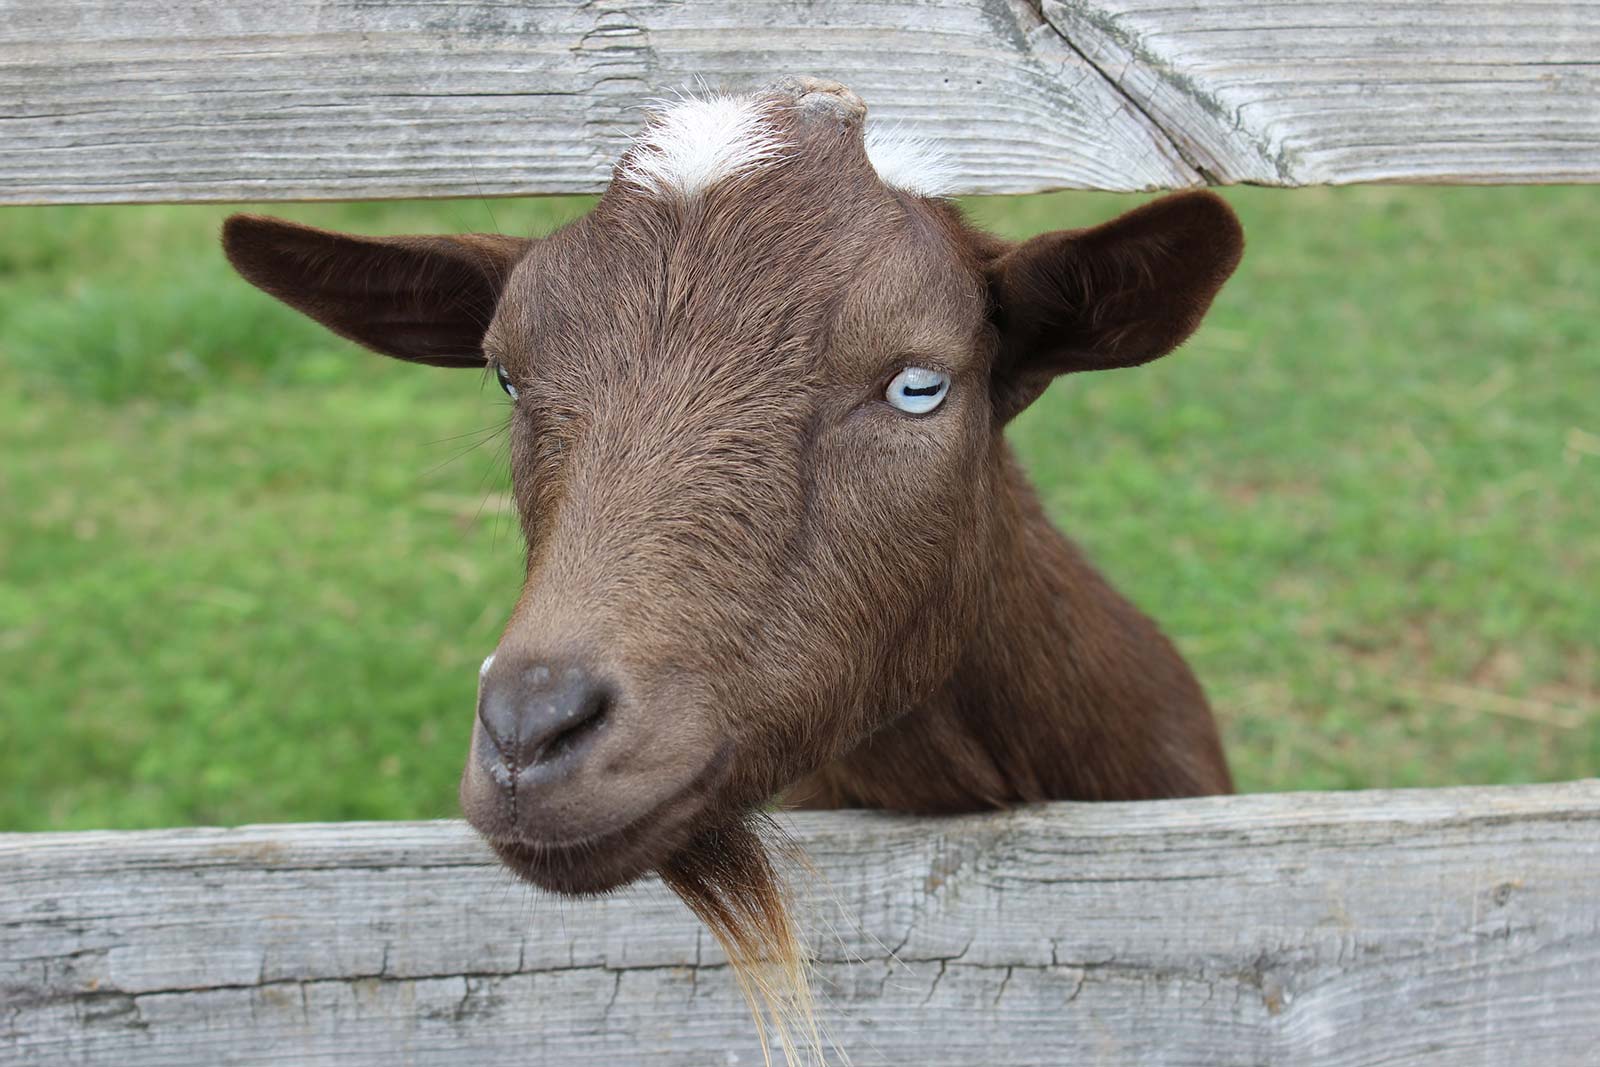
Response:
[1,1,1596,204]
[5,781,1599,1065]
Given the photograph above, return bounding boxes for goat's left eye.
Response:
[495,363,518,401]
[885,367,949,414]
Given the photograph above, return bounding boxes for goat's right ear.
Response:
[221,215,532,367]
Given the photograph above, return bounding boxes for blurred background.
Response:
[1,186,1595,832]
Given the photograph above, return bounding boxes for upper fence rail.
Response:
[2,0,1598,205]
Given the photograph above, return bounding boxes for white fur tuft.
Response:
[619,95,790,197]
[864,123,959,199]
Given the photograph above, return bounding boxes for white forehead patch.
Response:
[864,123,959,199]
[619,95,790,198]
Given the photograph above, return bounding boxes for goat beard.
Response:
[657,813,826,1066]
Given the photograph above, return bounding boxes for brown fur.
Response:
[223,78,1242,1055]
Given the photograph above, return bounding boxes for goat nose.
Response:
[477,660,611,772]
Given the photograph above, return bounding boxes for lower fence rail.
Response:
[3,781,1599,1066]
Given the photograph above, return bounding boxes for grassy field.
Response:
[1,186,1595,832]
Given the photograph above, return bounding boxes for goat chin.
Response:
[659,815,827,1067]
[495,803,827,1065]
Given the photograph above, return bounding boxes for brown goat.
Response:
[223,77,1240,1046]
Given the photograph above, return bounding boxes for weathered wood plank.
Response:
[1,1,1597,204]
[3,781,1599,1065]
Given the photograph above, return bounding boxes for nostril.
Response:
[477,659,613,774]
[537,688,609,764]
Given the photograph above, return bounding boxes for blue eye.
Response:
[495,363,518,401]
[885,367,949,414]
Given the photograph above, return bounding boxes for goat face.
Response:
[223,78,1242,893]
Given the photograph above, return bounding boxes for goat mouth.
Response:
[483,744,735,895]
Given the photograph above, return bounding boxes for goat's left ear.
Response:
[986,191,1243,422]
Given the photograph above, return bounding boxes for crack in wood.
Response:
[1022,0,1208,184]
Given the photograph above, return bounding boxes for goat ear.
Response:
[221,215,532,368]
[986,191,1243,422]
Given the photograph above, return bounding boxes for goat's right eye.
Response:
[495,363,518,401]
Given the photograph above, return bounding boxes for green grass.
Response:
[1,186,1595,831]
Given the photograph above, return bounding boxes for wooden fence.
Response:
[3,1,1598,1064]
[6,783,1600,1066]
[3,0,1599,202]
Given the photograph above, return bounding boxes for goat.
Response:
[223,77,1241,1058]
